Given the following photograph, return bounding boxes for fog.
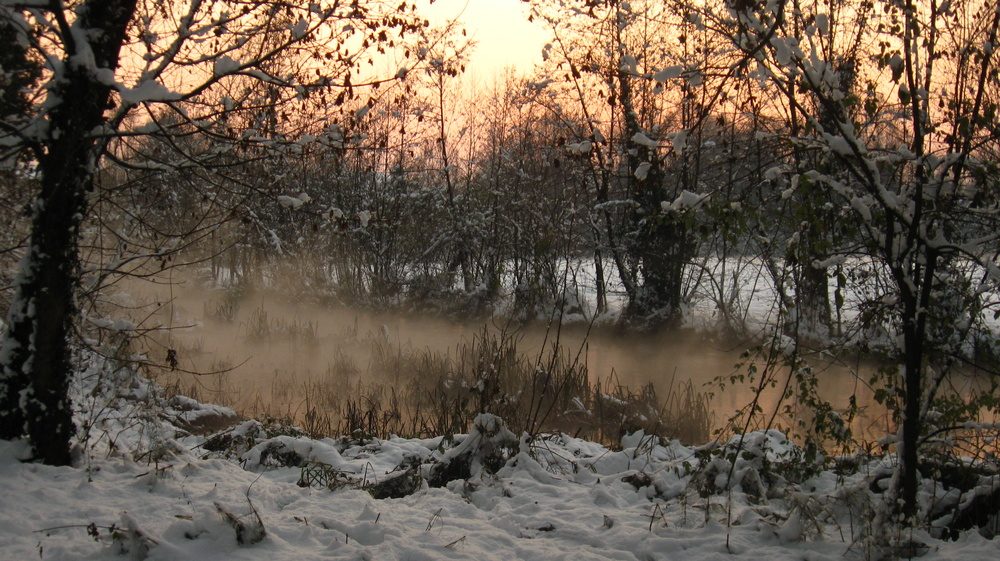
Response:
[114,276,888,442]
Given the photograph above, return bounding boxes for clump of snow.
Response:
[823,133,854,156]
[775,333,796,356]
[651,65,683,82]
[662,190,710,212]
[120,80,182,104]
[111,318,136,332]
[565,140,592,155]
[277,192,311,210]
[428,413,518,487]
[634,161,652,180]
[525,78,552,91]
[323,206,345,221]
[619,54,638,74]
[631,132,658,149]
[291,18,308,39]
[669,129,689,154]
[213,56,241,76]
[815,13,830,35]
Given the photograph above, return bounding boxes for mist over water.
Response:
[122,276,890,443]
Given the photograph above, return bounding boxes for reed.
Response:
[161,322,713,445]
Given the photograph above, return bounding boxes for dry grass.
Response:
[156,322,713,445]
[240,305,319,344]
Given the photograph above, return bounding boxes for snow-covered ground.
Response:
[1,358,998,561]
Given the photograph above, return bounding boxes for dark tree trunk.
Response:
[1,155,90,464]
[0,0,137,464]
[900,319,923,519]
[629,215,690,327]
[885,184,936,519]
[790,214,832,337]
[0,297,32,439]
[899,245,936,518]
[593,249,607,315]
[614,60,690,328]
[624,144,692,328]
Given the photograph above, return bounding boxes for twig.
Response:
[425,507,443,532]
[444,535,466,548]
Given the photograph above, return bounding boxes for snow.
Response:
[631,132,658,149]
[633,161,652,180]
[291,18,309,40]
[277,193,311,210]
[213,56,241,76]
[111,319,136,332]
[823,133,853,156]
[3,358,997,561]
[526,78,552,91]
[0,430,985,561]
[566,140,592,156]
[888,54,904,81]
[651,66,683,82]
[772,37,794,66]
[619,54,638,74]
[324,207,345,221]
[119,80,182,104]
[358,210,371,228]
[664,190,709,212]
[814,14,830,36]
[669,130,688,154]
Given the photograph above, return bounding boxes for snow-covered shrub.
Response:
[687,430,806,501]
[214,501,266,546]
[427,413,518,487]
[73,348,177,463]
[201,419,306,462]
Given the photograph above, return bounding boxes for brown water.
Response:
[118,280,903,443]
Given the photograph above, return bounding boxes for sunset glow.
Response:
[420,0,548,79]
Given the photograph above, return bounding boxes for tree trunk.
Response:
[0,158,89,464]
[614,54,689,328]
[593,249,606,315]
[790,219,831,339]
[0,0,137,463]
[900,320,923,519]
[0,80,97,461]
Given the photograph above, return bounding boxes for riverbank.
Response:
[2,358,998,560]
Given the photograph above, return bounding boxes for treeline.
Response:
[89,1,999,346]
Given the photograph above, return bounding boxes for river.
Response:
[130,282,917,446]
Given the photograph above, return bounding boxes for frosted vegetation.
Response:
[1,0,1000,557]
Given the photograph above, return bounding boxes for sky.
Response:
[419,0,549,80]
